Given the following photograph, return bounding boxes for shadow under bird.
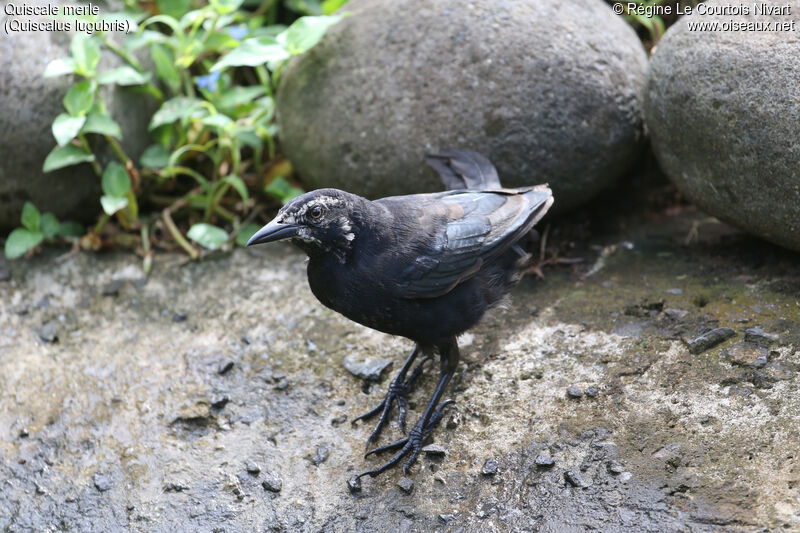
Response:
[247,149,553,479]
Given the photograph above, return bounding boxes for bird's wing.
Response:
[425,149,502,190]
[388,186,553,299]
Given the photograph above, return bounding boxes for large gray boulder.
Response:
[646,0,800,251]
[277,0,648,212]
[0,1,152,231]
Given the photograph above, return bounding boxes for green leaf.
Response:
[235,222,261,247]
[100,195,129,215]
[279,15,342,55]
[21,202,41,232]
[57,221,85,238]
[43,145,95,172]
[52,113,87,146]
[101,162,131,197]
[156,0,192,18]
[44,57,77,78]
[40,213,61,239]
[216,86,266,110]
[187,223,228,250]
[232,127,262,149]
[200,114,233,129]
[322,0,348,14]
[151,44,181,92]
[210,38,290,71]
[124,29,168,51]
[97,66,151,86]
[70,34,101,75]
[63,81,95,116]
[209,0,244,14]
[265,177,304,205]
[82,113,123,138]
[149,96,207,130]
[140,144,171,168]
[223,175,248,201]
[4,228,44,259]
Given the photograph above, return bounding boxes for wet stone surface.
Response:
[1,206,799,531]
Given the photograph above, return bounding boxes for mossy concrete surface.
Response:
[1,207,798,531]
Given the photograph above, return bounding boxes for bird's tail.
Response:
[425,149,502,190]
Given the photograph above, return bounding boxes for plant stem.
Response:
[94,213,110,233]
[102,35,142,70]
[162,207,199,260]
[78,134,103,177]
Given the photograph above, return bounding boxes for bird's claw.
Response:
[358,399,455,479]
[353,356,432,446]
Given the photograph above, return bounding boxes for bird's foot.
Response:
[353,356,432,447]
[357,399,455,479]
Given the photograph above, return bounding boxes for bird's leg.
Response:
[353,344,432,447]
[358,337,460,479]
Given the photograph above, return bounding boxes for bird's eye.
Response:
[309,205,323,219]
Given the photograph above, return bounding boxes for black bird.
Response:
[247,149,553,478]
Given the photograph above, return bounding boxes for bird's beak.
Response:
[246,218,300,246]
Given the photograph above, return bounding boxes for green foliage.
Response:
[4,202,81,259]
[618,0,667,45]
[8,0,347,260]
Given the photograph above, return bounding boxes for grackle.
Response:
[247,149,553,479]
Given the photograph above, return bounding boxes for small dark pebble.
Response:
[274,378,289,390]
[0,269,10,282]
[607,461,625,475]
[439,513,457,523]
[347,475,362,494]
[686,327,736,354]
[534,455,555,468]
[218,360,235,375]
[481,459,498,476]
[101,279,123,296]
[164,481,188,492]
[330,414,348,427]
[262,472,282,492]
[172,312,188,323]
[210,395,229,409]
[93,473,113,492]
[397,477,414,493]
[585,386,599,398]
[744,327,779,346]
[342,354,393,381]
[240,335,252,345]
[566,385,583,399]
[245,461,261,475]
[18,428,29,438]
[312,444,330,465]
[446,411,461,429]
[564,470,587,488]
[38,321,60,344]
[422,444,447,457]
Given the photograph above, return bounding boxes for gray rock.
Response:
[534,455,555,468]
[277,0,647,212]
[422,444,447,457]
[566,385,584,399]
[312,444,330,465]
[743,327,779,347]
[0,0,154,230]
[262,472,282,493]
[93,473,113,492]
[347,475,362,494]
[686,327,736,355]
[725,343,768,366]
[342,353,393,381]
[481,459,498,476]
[645,0,800,251]
[397,476,414,493]
[564,470,587,488]
[38,321,59,343]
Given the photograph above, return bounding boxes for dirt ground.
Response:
[1,179,799,532]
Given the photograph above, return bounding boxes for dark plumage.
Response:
[247,149,553,478]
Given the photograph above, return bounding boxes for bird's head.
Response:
[246,188,359,258]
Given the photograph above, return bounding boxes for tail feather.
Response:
[425,149,502,191]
